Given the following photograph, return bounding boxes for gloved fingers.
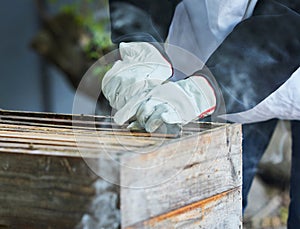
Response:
[144,104,175,132]
[136,99,183,132]
[123,98,183,135]
[114,106,137,125]
[161,108,182,124]
[103,66,147,109]
[136,99,161,127]
[103,65,168,110]
[144,105,183,135]
[154,123,182,136]
[127,120,144,130]
[144,110,165,133]
[127,119,182,136]
[114,102,140,125]
[113,91,149,125]
[103,77,122,108]
[145,108,183,132]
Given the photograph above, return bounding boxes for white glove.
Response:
[114,76,216,132]
[102,42,172,110]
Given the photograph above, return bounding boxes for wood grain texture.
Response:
[0,110,242,228]
[0,152,99,228]
[126,187,242,229]
[121,124,242,227]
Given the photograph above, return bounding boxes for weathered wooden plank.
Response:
[0,121,225,159]
[121,124,242,227]
[126,187,242,229]
[0,109,221,129]
[0,152,120,229]
[0,129,162,145]
[0,152,94,228]
[0,110,242,228]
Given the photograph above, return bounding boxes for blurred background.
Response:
[0,0,292,228]
[0,0,113,114]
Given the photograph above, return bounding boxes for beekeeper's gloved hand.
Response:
[102,42,172,110]
[114,75,216,133]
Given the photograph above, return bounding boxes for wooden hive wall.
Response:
[0,110,242,229]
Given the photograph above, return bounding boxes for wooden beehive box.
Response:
[0,110,242,229]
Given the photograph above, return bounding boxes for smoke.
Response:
[76,179,120,229]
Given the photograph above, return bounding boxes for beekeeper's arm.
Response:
[204,0,300,124]
[104,0,300,133]
[104,0,216,127]
[102,0,177,111]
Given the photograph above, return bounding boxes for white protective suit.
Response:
[166,0,300,123]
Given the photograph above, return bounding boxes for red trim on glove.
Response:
[198,106,216,119]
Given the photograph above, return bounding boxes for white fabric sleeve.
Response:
[166,0,257,81]
[220,67,300,123]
